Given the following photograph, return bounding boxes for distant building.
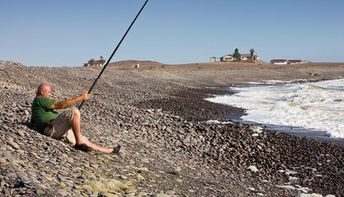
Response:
[84,58,105,67]
[210,56,217,62]
[219,50,260,62]
[288,59,312,64]
[240,54,259,61]
[271,59,310,65]
[220,54,235,62]
[270,59,288,65]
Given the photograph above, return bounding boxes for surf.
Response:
[206,78,344,138]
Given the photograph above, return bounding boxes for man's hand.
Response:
[80,92,92,101]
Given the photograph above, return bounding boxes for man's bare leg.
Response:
[71,108,83,144]
[81,136,113,154]
[71,108,113,153]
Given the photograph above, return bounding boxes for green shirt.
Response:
[31,96,59,132]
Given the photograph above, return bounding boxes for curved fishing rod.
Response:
[79,0,149,110]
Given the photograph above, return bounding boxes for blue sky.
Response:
[1,0,343,66]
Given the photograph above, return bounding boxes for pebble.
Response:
[0,158,6,164]
[17,130,26,137]
[57,189,70,196]
[247,165,259,173]
[7,140,20,149]
[166,190,176,195]
[299,193,323,197]
[174,166,182,173]
[141,158,149,163]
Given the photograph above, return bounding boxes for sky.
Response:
[1,0,344,66]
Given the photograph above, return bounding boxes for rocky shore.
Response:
[1,60,344,196]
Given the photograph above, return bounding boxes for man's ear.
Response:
[37,89,43,96]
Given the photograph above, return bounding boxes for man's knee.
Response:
[72,107,80,118]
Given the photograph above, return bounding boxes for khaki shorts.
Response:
[44,107,76,145]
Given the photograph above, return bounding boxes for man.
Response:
[31,83,120,154]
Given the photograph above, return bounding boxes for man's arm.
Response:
[51,92,90,110]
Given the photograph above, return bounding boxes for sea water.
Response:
[206,78,344,138]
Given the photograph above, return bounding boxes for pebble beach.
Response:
[1,60,344,196]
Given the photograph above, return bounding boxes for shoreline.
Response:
[211,77,344,146]
[138,81,344,147]
[136,85,344,195]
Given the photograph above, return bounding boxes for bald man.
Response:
[30,83,120,154]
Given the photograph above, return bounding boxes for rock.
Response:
[166,190,175,195]
[174,166,182,173]
[141,158,149,163]
[24,110,30,116]
[36,189,45,195]
[299,193,323,197]
[0,158,6,164]
[247,165,259,173]
[56,189,70,196]
[252,133,259,137]
[247,187,256,192]
[7,140,20,149]
[17,130,26,137]
[154,192,170,197]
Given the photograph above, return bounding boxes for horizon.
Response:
[1,0,344,67]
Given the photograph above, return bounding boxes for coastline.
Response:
[138,81,344,147]
[1,60,344,196]
[136,85,344,195]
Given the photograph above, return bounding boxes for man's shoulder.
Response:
[34,96,54,101]
[33,96,56,106]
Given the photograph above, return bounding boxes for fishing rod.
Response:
[79,0,149,110]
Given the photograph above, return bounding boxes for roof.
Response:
[288,60,302,62]
[241,53,258,57]
[88,59,105,64]
[222,53,258,58]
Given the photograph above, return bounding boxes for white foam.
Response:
[246,79,307,85]
[206,79,344,138]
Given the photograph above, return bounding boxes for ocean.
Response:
[206,78,344,139]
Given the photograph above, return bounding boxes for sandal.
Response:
[112,145,121,154]
[74,144,92,152]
